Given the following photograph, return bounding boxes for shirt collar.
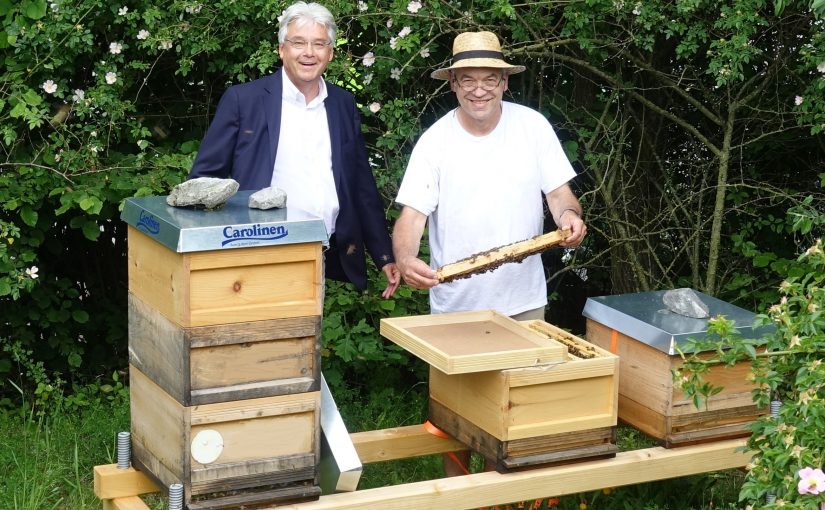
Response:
[281,72,328,108]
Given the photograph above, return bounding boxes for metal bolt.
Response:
[116,431,131,469]
[168,483,184,510]
[770,400,782,417]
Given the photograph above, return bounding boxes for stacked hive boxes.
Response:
[381,311,619,472]
[122,193,327,509]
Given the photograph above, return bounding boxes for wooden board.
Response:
[435,229,569,283]
[380,310,566,374]
[129,365,320,505]
[129,293,320,405]
[93,437,750,510]
[586,319,766,446]
[429,399,617,472]
[127,226,323,327]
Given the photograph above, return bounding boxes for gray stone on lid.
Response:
[663,288,710,319]
[166,177,239,209]
[249,186,287,210]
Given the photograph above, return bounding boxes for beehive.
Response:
[381,313,618,471]
[583,289,768,446]
[122,193,327,508]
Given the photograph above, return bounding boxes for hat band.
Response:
[452,50,505,62]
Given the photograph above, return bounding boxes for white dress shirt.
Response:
[272,74,339,238]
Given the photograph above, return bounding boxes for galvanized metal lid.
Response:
[121,191,327,252]
[582,289,767,355]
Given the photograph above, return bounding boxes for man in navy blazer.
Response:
[189,1,399,297]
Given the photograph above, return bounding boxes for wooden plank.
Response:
[429,399,616,472]
[129,365,187,488]
[188,485,321,510]
[127,226,190,328]
[435,229,569,283]
[188,259,321,326]
[586,320,674,413]
[350,425,467,463]
[94,465,159,499]
[275,439,750,510]
[92,436,749,509]
[128,293,190,404]
[103,496,152,510]
[380,310,565,374]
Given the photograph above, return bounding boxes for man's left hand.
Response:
[380,263,401,298]
[559,212,586,248]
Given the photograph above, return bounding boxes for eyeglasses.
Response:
[284,38,333,51]
[455,74,505,92]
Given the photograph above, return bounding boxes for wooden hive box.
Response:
[122,193,328,328]
[428,320,619,471]
[128,293,320,406]
[583,289,767,447]
[130,366,321,509]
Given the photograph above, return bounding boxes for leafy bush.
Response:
[677,237,825,508]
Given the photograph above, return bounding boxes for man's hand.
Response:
[558,209,586,247]
[380,263,401,298]
[397,256,440,290]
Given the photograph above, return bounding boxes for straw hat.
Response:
[431,31,525,80]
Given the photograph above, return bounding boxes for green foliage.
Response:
[0,0,823,411]
[676,238,825,508]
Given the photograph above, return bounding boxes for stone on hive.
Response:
[663,288,710,319]
[249,186,287,210]
[166,177,239,208]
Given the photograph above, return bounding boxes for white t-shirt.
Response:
[396,101,576,315]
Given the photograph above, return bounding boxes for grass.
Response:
[0,403,129,510]
[0,383,745,510]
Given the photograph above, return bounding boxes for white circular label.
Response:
[191,429,224,464]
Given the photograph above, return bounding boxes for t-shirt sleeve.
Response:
[536,115,577,194]
[395,131,440,216]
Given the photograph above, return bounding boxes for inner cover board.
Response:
[380,310,566,374]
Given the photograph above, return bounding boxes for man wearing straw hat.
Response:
[394,30,586,316]
[392,29,587,475]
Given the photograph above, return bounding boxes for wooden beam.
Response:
[351,424,466,463]
[275,439,750,510]
[103,496,153,510]
[94,464,159,499]
[92,434,749,510]
[436,229,569,283]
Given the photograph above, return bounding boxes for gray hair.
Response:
[278,2,337,47]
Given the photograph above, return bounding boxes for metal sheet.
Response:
[120,191,327,252]
[319,374,362,494]
[582,289,768,355]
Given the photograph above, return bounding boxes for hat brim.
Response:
[431,59,526,80]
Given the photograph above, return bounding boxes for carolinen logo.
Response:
[222,224,288,246]
[136,210,160,234]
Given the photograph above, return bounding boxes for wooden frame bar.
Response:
[94,426,748,510]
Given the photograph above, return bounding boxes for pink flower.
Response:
[798,467,825,495]
[368,102,381,113]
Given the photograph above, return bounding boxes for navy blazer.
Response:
[189,69,394,290]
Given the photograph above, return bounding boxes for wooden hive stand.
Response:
[94,425,750,509]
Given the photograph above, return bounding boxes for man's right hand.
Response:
[397,256,440,289]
